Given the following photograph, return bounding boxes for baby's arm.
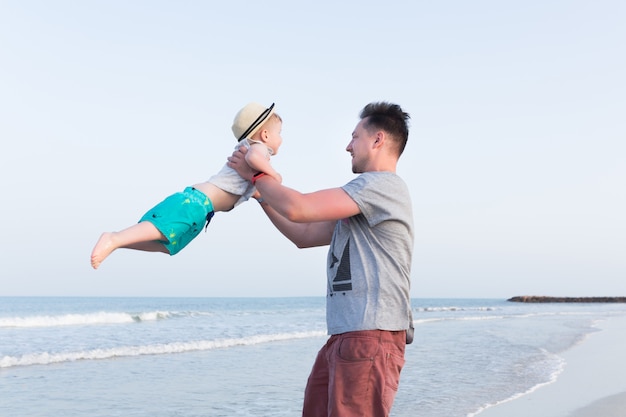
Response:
[245,144,281,182]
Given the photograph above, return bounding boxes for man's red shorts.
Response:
[302,329,406,417]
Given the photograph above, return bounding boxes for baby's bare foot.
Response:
[91,232,117,269]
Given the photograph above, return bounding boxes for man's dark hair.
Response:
[360,102,410,155]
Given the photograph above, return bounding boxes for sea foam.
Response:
[0,311,171,328]
[0,330,326,368]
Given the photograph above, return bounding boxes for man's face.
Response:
[346,119,374,173]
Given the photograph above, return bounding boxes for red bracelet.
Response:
[252,172,267,185]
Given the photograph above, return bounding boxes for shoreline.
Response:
[474,315,626,417]
[508,295,626,303]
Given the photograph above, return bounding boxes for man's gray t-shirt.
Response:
[326,171,414,335]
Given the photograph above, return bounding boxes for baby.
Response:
[90,102,282,269]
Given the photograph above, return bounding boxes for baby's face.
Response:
[264,119,283,156]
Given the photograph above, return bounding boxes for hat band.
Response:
[238,103,275,140]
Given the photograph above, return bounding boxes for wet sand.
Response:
[477,315,626,417]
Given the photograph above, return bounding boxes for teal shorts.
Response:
[139,187,215,255]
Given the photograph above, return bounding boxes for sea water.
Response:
[1,297,626,417]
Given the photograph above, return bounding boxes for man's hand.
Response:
[227,146,256,181]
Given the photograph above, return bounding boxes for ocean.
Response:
[1,297,626,417]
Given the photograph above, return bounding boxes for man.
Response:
[228,101,414,417]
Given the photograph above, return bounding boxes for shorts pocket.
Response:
[382,350,405,411]
[334,336,379,400]
[337,336,379,361]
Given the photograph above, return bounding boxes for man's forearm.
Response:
[257,200,310,247]
[256,178,334,248]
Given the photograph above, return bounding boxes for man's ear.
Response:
[373,132,385,148]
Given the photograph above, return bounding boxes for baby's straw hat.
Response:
[231,102,275,141]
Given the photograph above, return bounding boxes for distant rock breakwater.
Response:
[508,296,626,303]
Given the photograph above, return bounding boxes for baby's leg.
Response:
[90,221,167,269]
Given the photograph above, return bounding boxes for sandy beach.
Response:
[476,314,626,417]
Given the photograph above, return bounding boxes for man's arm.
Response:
[256,198,336,248]
[228,147,360,248]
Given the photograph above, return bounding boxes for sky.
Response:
[0,0,624,299]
